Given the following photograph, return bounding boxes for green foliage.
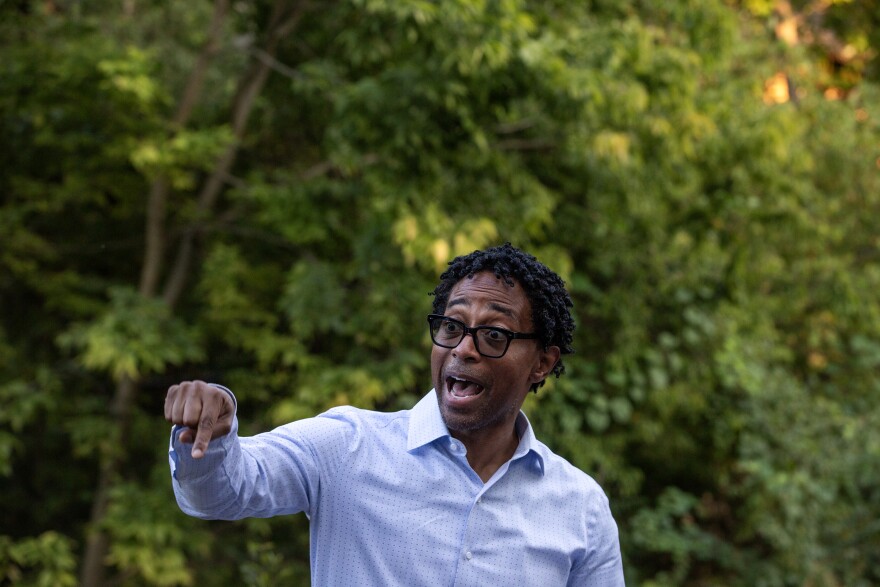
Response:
[58,287,204,381]
[0,532,77,587]
[0,369,57,477]
[629,487,738,587]
[130,126,235,189]
[2,0,880,585]
[239,541,299,587]
[103,479,210,586]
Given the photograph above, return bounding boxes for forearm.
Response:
[168,415,322,520]
[169,416,254,520]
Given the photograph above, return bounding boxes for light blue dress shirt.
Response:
[169,388,625,586]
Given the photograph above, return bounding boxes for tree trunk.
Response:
[79,375,137,587]
[78,1,312,584]
[163,0,311,308]
[78,1,231,585]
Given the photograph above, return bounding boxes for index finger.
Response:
[190,396,222,459]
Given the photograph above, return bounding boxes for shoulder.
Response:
[291,404,410,450]
[530,439,615,523]
[264,405,411,471]
[532,439,606,494]
[317,404,411,431]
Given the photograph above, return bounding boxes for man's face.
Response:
[431,271,559,437]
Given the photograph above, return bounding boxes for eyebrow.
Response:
[446,297,516,319]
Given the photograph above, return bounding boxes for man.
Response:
[165,243,625,585]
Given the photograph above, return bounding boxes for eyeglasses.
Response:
[427,314,539,359]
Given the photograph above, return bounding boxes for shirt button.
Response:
[477,497,482,504]
[465,551,473,560]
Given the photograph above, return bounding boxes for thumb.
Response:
[178,428,195,444]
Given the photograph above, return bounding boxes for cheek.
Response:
[502,349,541,382]
[430,346,445,376]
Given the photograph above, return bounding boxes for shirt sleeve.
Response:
[168,385,354,521]
[568,487,626,586]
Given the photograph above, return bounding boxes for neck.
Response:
[453,422,520,483]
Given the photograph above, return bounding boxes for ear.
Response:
[529,345,561,385]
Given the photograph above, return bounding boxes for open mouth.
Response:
[446,375,485,398]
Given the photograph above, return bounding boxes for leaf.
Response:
[57,287,203,380]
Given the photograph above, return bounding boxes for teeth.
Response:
[448,376,483,398]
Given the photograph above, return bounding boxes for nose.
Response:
[452,331,481,360]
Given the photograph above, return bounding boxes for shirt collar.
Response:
[406,390,450,451]
[407,390,545,476]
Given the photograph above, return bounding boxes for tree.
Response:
[1,0,878,585]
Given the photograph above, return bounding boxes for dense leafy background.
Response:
[2,0,879,585]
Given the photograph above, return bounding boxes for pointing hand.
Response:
[164,380,234,459]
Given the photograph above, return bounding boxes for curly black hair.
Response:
[431,243,575,391]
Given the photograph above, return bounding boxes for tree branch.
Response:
[80,2,232,586]
[162,0,313,309]
[495,138,556,152]
[139,0,231,297]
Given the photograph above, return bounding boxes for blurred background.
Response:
[2,0,879,585]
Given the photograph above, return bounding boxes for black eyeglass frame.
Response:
[427,314,539,359]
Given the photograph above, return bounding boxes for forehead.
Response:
[445,271,532,322]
